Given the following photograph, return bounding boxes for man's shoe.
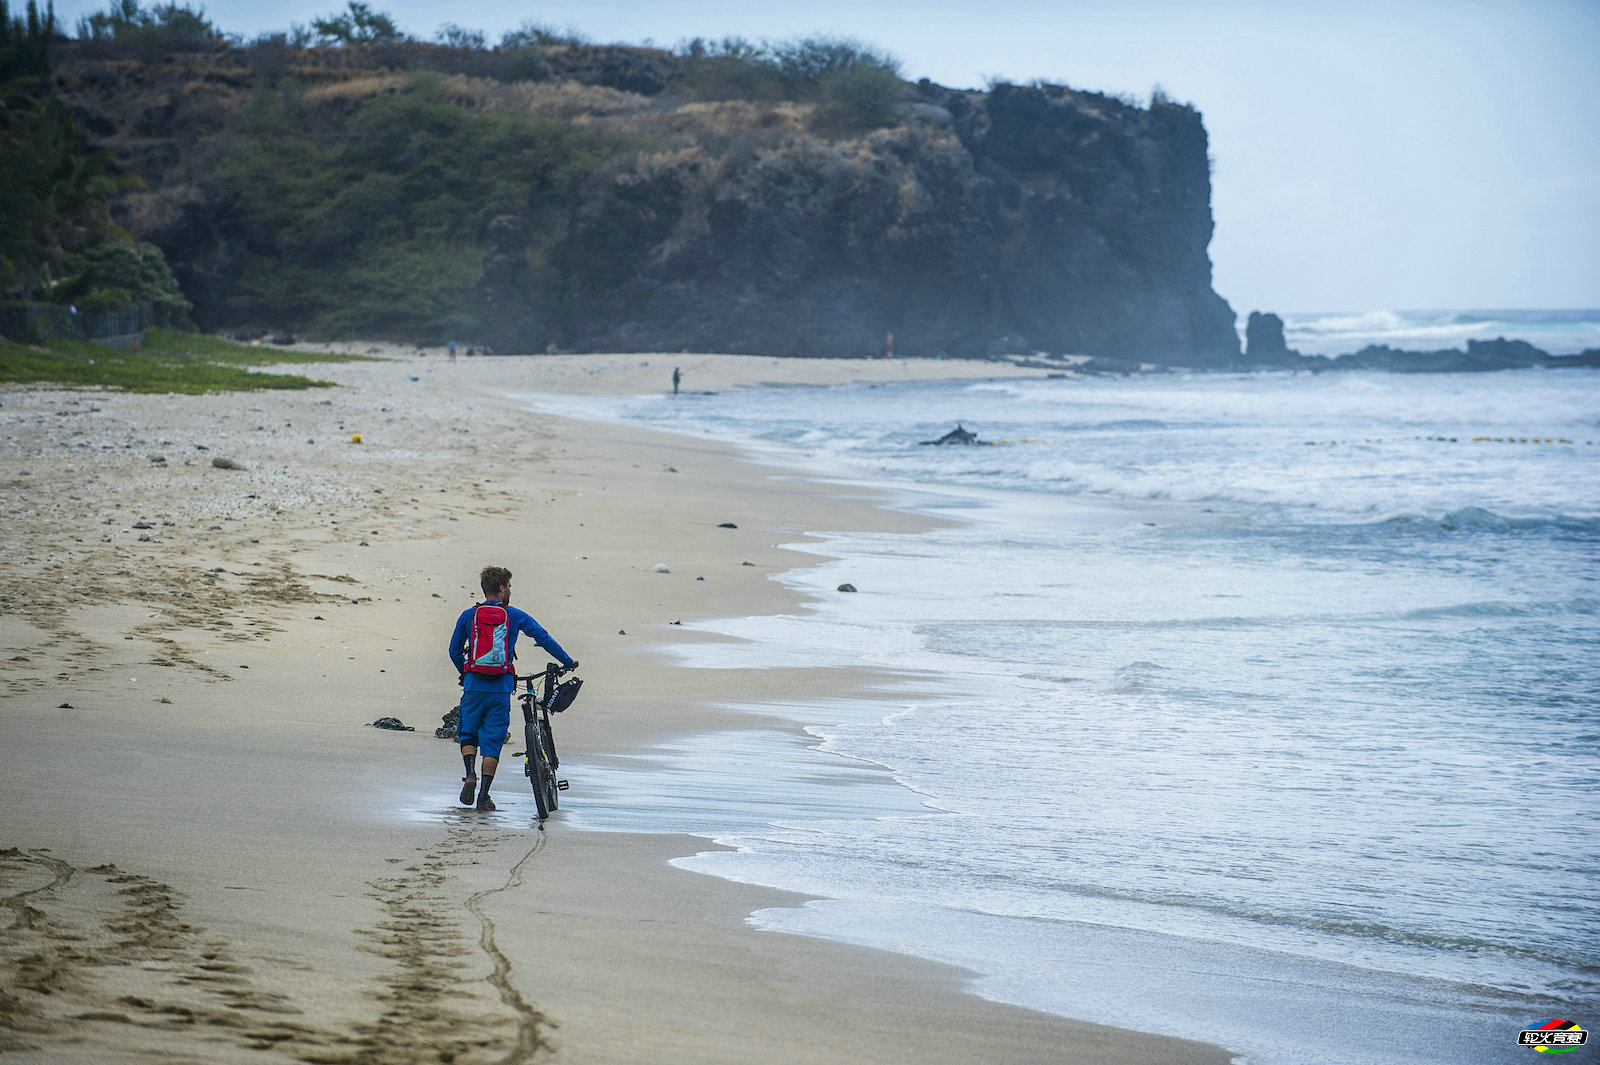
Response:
[459,777,477,805]
[475,795,496,812]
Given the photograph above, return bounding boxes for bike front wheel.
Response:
[526,719,558,818]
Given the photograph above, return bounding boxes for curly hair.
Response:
[480,565,512,599]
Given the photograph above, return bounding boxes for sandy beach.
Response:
[0,351,1231,1065]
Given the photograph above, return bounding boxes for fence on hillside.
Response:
[0,301,155,347]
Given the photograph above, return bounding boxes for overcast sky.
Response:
[54,0,1600,315]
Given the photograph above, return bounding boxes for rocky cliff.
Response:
[55,42,1241,362]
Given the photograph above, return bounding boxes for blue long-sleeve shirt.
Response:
[449,600,575,693]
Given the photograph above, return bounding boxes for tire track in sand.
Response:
[463,829,551,1065]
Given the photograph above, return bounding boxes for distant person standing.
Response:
[672,366,681,395]
[448,566,577,811]
[885,331,896,359]
[448,340,457,362]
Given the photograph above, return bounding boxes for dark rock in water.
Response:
[921,424,980,445]
[717,522,737,528]
[1244,311,1296,365]
[435,705,459,740]
[1547,348,1600,369]
[1333,337,1554,373]
[369,717,413,731]
[837,583,858,593]
[1465,337,1548,367]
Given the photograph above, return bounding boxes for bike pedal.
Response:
[556,780,569,791]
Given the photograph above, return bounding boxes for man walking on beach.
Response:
[448,566,577,811]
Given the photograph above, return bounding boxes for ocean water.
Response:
[1269,308,1600,356]
[519,370,1600,1065]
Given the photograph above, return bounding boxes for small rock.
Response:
[742,560,755,566]
[208,525,222,530]
[369,717,414,731]
[652,563,670,573]
[148,454,165,463]
[132,521,153,529]
[58,702,73,709]
[618,629,627,635]
[696,576,705,581]
[212,457,243,470]
[359,540,370,547]
[159,697,171,704]
[670,619,682,625]
[717,522,737,528]
[137,534,153,542]
[837,583,858,593]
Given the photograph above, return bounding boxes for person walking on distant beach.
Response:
[885,331,895,359]
[448,340,457,362]
[448,566,577,811]
[672,366,681,395]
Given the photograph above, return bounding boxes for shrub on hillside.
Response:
[60,241,191,320]
[310,2,404,46]
[74,0,232,57]
[810,66,907,134]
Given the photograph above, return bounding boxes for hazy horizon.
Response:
[46,0,1600,319]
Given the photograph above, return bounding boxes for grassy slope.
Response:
[0,328,372,393]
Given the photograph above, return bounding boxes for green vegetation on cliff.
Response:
[210,73,621,337]
[34,2,1240,362]
[1,0,190,315]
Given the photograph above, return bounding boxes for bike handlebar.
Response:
[514,661,578,685]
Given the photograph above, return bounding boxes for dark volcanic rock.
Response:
[552,84,1239,363]
[1548,348,1600,368]
[921,424,980,445]
[1332,336,1565,373]
[1245,311,1289,359]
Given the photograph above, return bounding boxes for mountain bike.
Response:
[515,663,582,820]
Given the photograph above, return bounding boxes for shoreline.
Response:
[0,352,1231,1064]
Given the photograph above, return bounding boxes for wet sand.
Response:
[0,352,1231,1064]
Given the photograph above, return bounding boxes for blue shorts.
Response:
[457,689,511,758]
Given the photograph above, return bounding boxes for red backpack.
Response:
[463,604,513,675]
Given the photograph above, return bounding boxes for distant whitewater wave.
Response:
[1263,308,1600,356]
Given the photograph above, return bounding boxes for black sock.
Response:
[463,753,476,778]
[477,773,494,802]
